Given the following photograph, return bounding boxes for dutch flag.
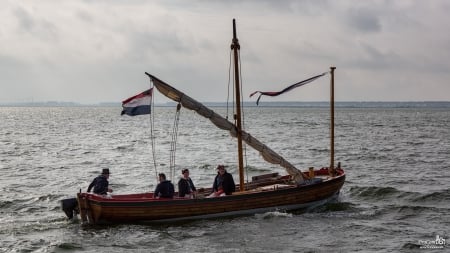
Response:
[121,88,153,116]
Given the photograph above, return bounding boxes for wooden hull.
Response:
[76,170,345,224]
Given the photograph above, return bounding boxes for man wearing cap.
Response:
[87,168,113,195]
[211,165,235,197]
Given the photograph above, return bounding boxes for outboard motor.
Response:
[61,197,79,219]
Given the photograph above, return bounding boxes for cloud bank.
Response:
[1,0,449,103]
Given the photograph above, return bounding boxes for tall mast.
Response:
[329,66,336,176]
[231,19,245,191]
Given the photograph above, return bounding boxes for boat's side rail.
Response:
[81,193,194,202]
[79,170,344,203]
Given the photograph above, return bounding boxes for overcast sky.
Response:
[1,0,449,104]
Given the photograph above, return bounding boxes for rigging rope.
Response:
[149,80,159,182]
[169,103,181,181]
[226,50,232,120]
[148,77,181,184]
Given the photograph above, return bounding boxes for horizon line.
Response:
[1,101,450,108]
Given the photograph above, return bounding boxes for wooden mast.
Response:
[329,66,336,176]
[231,19,245,191]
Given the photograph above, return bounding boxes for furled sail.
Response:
[146,73,306,183]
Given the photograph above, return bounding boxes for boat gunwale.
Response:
[81,172,345,207]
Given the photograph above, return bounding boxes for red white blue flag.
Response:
[121,88,153,116]
[250,72,328,105]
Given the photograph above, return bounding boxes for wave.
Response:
[0,194,67,215]
[349,186,450,206]
[412,188,450,203]
[309,202,358,213]
[244,165,272,172]
[0,200,14,209]
[392,204,446,215]
[346,186,450,222]
[401,242,421,250]
[54,242,84,251]
[348,186,418,200]
[372,204,450,223]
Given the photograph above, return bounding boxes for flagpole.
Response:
[329,66,336,176]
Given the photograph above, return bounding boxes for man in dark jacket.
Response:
[87,168,113,195]
[178,168,197,198]
[212,165,235,196]
[154,173,175,198]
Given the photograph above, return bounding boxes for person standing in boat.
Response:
[210,165,235,197]
[154,173,175,198]
[87,168,113,195]
[178,168,197,198]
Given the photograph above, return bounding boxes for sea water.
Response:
[0,103,449,252]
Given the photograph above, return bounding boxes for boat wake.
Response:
[255,211,293,219]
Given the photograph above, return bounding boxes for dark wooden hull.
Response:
[76,170,345,224]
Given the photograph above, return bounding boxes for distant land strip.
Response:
[1,101,450,108]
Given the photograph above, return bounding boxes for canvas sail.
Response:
[146,73,306,183]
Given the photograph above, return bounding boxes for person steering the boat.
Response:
[154,173,175,198]
[178,168,197,198]
[210,165,235,197]
[87,168,113,195]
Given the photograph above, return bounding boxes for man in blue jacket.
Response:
[154,173,175,198]
[87,168,113,195]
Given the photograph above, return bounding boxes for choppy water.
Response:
[1,105,449,252]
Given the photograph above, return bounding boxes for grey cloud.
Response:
[76,10,94,24]
[345,8,381,33]
[343,42,410,71]
[13,6,59,42]
[14,7,35,32]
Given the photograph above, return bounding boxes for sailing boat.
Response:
[62,19,345,224]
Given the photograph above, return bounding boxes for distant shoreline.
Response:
[1,101,450,108]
